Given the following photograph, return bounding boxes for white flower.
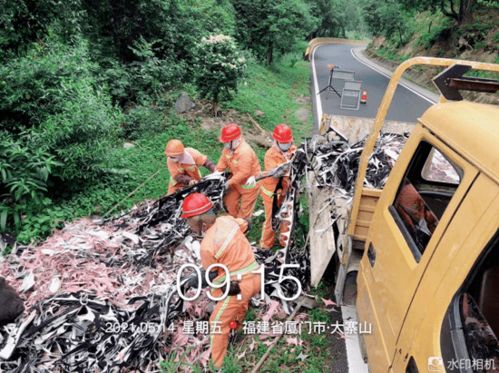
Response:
[201,34,233,44]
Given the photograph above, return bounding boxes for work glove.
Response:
[245,176,257,187]
[183,269,218,289]
[227,280,241,296]
[224,180,232,190]
[273,169,286,178]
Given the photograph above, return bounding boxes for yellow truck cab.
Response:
[306,50,499,373]
[357,100,499,373]
[351,59,499,373]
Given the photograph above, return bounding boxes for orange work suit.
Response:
[395,181,438,233]
[167,147,207,195]
[259,144,296,249]
[200,215,261,369]
[216,139,261,220]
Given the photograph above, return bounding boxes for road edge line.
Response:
[350,47,438,104]
[341,305,369,372]
[311,45,323,130]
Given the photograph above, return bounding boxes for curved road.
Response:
[311,43,435,126]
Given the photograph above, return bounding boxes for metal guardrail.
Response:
[304,38,369,60]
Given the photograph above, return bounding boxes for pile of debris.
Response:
[310,130,409,195]
[0,171,310,372]
[0,175,227,371]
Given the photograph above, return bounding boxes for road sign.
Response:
[340,80,362,110]
[332,69,356,81]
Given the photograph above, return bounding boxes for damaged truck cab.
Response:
[308,53,499,373]
[353,59,499,373]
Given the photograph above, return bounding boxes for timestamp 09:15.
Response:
[176,263,303,302]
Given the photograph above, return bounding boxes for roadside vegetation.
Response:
[0,0,365,248]
[363,0,498,56]
[362,0,498,93]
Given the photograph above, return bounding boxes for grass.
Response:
[228,41,313,142]
[371,46,410,64]
[209,301,334,373]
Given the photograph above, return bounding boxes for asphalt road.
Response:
[311,44,433,123]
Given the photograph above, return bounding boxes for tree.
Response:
[439,0,474,24]
[363,0,412,45]
[378,1,409,45]
[232,0,316,64]
[399,0,476,24]
[194,35,246,115]
[0,0,84,60]
[307,0,347,38]
[82,0,236,63]
[363,0,384,36]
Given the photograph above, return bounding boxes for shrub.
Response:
[0,133,60,232]
[0,36,122,184]
[419,18,453,48]
[125,37,185,104]
[30,80,122,183]
[456,22,493,48]
[193,34,246,114]
[15,203,71,244]
[122,105,166,140]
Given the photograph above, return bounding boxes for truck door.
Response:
[391,174,499,372]
[356,128,478,372]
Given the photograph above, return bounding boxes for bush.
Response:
[193,34,246,113]
[15,203,72,244]
[0,36,122,183]
[122,105,166,140]
[125,37,185,103]
[0,133,60,232]
[457,22,494,48]
[419,21,453,48]
[30,82,122,183]
[0,0,84,59]
[0,36,123,233]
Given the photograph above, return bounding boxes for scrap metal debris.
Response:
[310,130,409,194]
[0,175,228,371]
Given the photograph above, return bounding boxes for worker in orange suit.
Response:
[394,179,438,248]
[165,139,216,195]
[216,123,261,222]
[248,124,296,249]
[181,193,261,369]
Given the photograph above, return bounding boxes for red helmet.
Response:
[220,123,241,142]
[165,139,185,157]
[181,193,213,218]
[272,124,293,143]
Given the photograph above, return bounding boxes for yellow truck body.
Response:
[349,57,499,373]
[357,101,499,372]
[306,41,499,372]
